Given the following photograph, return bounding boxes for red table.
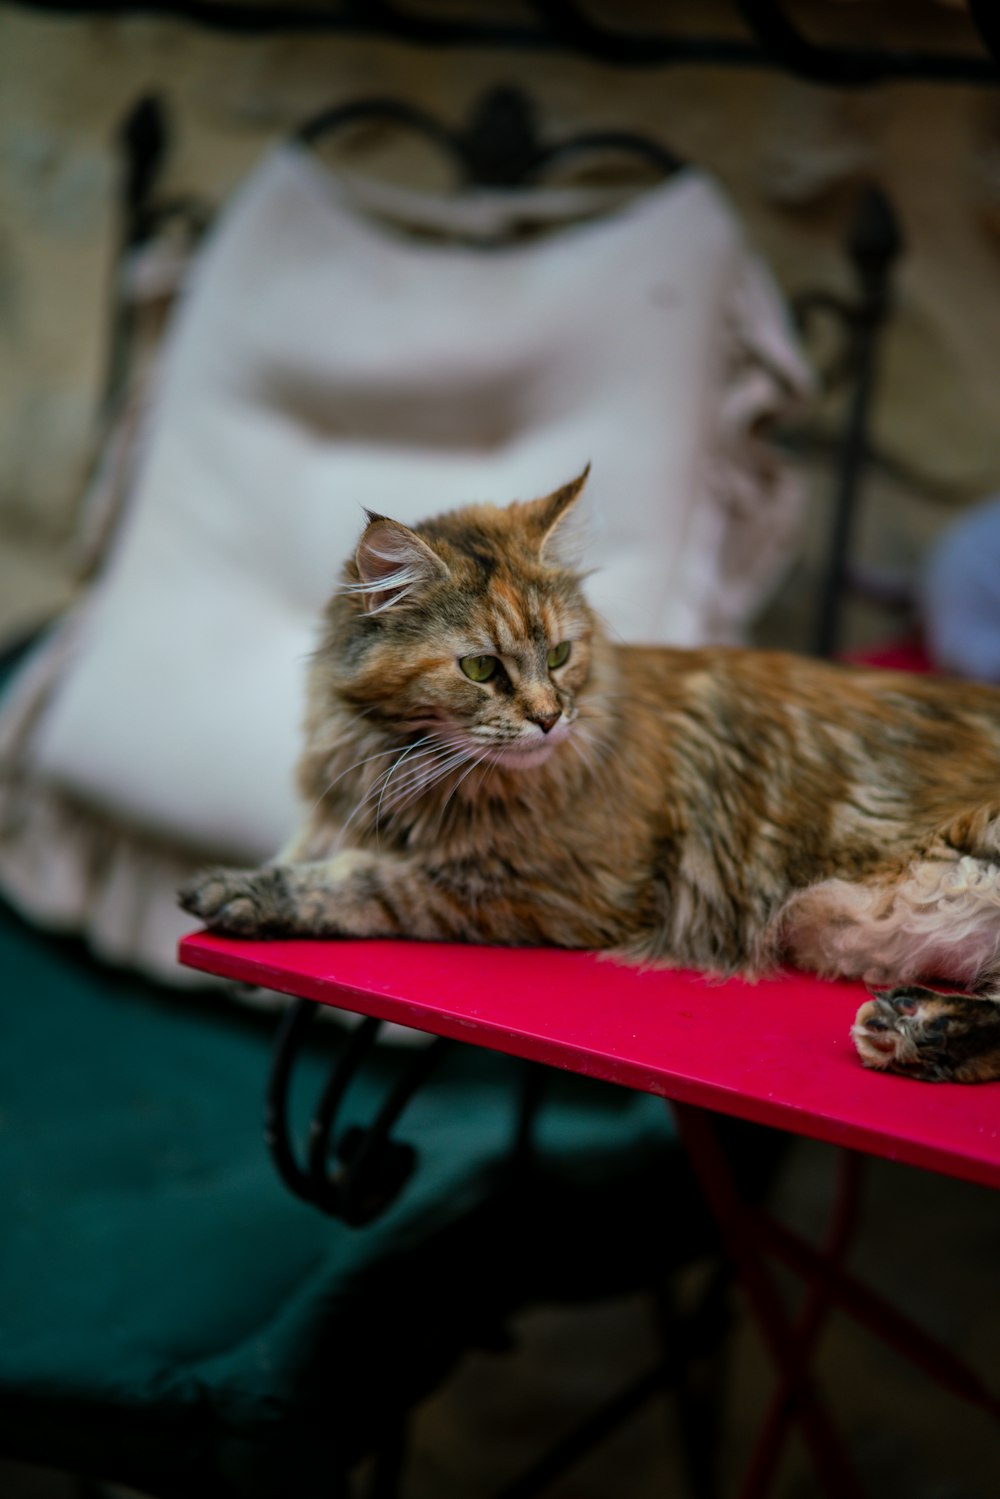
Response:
[180,935,1000,1191]
[179,933,1000,1497]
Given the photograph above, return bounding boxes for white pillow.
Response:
[0,146,812,980]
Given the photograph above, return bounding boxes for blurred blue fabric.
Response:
[922,494,1000,683]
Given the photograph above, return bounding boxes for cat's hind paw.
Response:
[852,986,1000,1083]
[178,867,292,937]
[852,988,928,1075]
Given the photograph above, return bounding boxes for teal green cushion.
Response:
[0,894,706,1498]
[0,640,782,1497]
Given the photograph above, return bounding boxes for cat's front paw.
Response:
[179,867,292,937]
[852,987,999,1082]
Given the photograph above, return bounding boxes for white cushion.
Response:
[0,145,811,980]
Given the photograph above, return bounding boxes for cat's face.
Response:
[325,470,599,771]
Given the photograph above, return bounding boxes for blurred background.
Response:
[7,0,1000,658]
[3,2,1000,1497]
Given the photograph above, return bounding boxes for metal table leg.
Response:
[672,1102,867,1499]
[672,1101,1000,1499]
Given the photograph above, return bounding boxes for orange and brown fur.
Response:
[181,470,1000,1082]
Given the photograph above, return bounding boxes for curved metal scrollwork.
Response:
[265,999,450,1226]
[299,86,683,188]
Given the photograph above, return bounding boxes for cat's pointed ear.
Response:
[524,464,591,561]
[352,513,450,614]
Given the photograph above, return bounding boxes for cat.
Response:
[180,468,1000,1083]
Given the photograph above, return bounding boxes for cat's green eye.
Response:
[460,654,497,683]
[547,641,571,670]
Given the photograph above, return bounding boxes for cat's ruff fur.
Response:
[181,471,1000,1083]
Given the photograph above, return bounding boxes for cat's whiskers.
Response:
[334,741,449,851]
[482,747,505,798]
[566,730,600,791]
[579,720,618,780]
[382,731,502,836]
[569,725,619,816]
[380,748,455,800]
[574,714,613,757]
[430,745,494,838]
[381,744,474,820]
[383,773,464,847]
[564,727,629,868]
[569,730,618,817]
[389,730,470,783]
[576,701,623,755]
[329,706,608,850]
[373,737,455,845]
[377,744,469,814]
[306,737,433,822]
[567,725,597,772]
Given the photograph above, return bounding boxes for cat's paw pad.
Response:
[851,987,958,1080]
[179,868,287,936]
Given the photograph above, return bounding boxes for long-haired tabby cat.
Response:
[181,469,1000,1083]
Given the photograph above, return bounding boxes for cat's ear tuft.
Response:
[525,464,591,563]
[351,515,449,614]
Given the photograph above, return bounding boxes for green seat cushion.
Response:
[0,639,785,1497]
[0,893,720,1498]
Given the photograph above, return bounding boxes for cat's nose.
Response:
[530,711,561,735]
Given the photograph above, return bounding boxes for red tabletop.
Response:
[179,933,1000,1192]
